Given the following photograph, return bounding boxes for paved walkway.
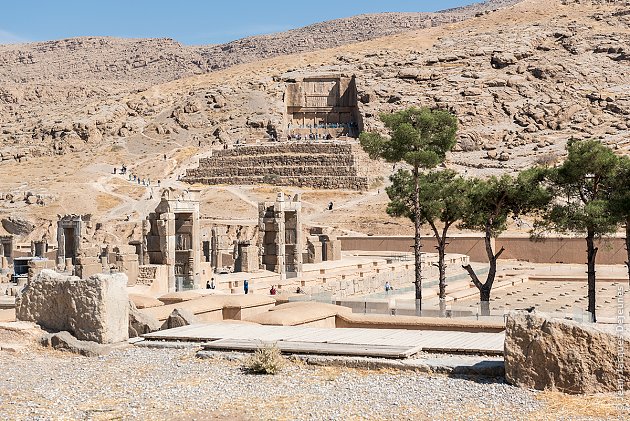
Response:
[143,323,505,358]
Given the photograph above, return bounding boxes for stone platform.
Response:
[142,322,505,357]
[182,142,371,190]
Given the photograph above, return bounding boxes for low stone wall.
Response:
[336,313,505,333]
[16,270,129,344]
[210,143,356,157]
[136,265,169,295]
[195,155,357,170]
[340,235,627,265]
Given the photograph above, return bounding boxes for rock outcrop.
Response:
[16,270,129,344]
[42,331,113,357]
[505,310,630,394]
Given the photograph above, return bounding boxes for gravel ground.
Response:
[0,346,620,420]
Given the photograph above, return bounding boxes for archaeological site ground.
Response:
[1,0,630,419]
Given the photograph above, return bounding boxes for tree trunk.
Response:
[484,225,498,294]
[413,166,422,316]
[586,229,598,322]
[462,225,503,317]
[479,285,491,316]
[437,237,447,317]
[626,219,630,288]
[437,238,447,300]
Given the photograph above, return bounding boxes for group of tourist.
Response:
[113,165,161,194]
[287,132,334,141]
[288,122,357,130]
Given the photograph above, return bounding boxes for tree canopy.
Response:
[359,107,458,170]
[387,169,471,232]
[536,139,619,237]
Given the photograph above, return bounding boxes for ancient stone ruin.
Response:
[179,71,376,190]
[182,143,370,190]
[56,214,89,267]
[305,227,342,264]
[143,189,201,292]
[16,269,129,344]
[0,234,13,273]
[284,73,361,138]
[258,192,303,279]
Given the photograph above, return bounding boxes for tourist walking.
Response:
[243,279,249,295]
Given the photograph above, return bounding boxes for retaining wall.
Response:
[340,236,628,265]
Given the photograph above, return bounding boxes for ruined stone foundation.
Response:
[183,143,369,190]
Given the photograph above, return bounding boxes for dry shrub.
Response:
[243,343,285,375]
[534,152,559,167]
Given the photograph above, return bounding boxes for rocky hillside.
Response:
[38,0,626,171]
[0,0,522,151]
[197,0,523,70]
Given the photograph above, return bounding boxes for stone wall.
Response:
[340,235,628,265]
[183,143,369,190]
[16,270,129,344]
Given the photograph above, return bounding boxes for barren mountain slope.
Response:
[1,0,629,241]
[197,0,523,70]
[114,0,630,171]
[0,0,522,153]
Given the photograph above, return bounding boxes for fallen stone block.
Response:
[129,301,161,338]
[16,270,129,344]
[162,308,197,330]
[505,310,630,394]
[42,331,112,357]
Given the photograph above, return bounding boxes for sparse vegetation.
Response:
[243,343,285,375]
[533,152,559,167]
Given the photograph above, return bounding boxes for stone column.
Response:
[65,258,74,274]
[211,227,219,270]
[56,222,65,264]
[192,208,201,289]
[141,220,151,265]
[159,212,176,292]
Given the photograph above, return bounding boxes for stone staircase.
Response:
[182,142,370,190]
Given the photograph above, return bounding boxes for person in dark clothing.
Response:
[244,279,249,295]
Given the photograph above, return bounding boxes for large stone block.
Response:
[322,239,342,261]
[16,270,129,344]
[240,245,259,273]
[75,261,103,279]
[505,310,630,394]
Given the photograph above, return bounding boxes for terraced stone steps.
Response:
[183,142,370,190]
